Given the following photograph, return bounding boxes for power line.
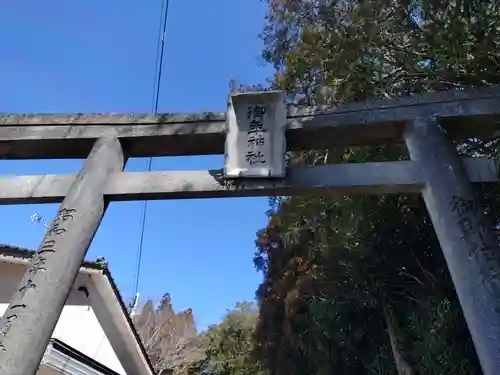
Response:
[131,0,171,307]
[152,0,170,115]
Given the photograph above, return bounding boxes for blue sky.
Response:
[0,0,273,331]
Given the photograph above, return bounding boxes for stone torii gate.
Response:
[1,87,500,375]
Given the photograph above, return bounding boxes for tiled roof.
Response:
[0,244,104,269]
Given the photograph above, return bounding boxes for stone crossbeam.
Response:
[1,87,500,159]
[0,158,496,205]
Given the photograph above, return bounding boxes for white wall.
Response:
[0,260,126,374]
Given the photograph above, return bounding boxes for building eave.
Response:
[42,338,120,375]
[86,267,155,375]
[0,244,156,375]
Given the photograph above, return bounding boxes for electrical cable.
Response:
[131,0,171,305]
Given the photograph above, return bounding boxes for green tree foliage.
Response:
[134,297,265,375]
[253,1,500,375]
[191,302,268,375]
